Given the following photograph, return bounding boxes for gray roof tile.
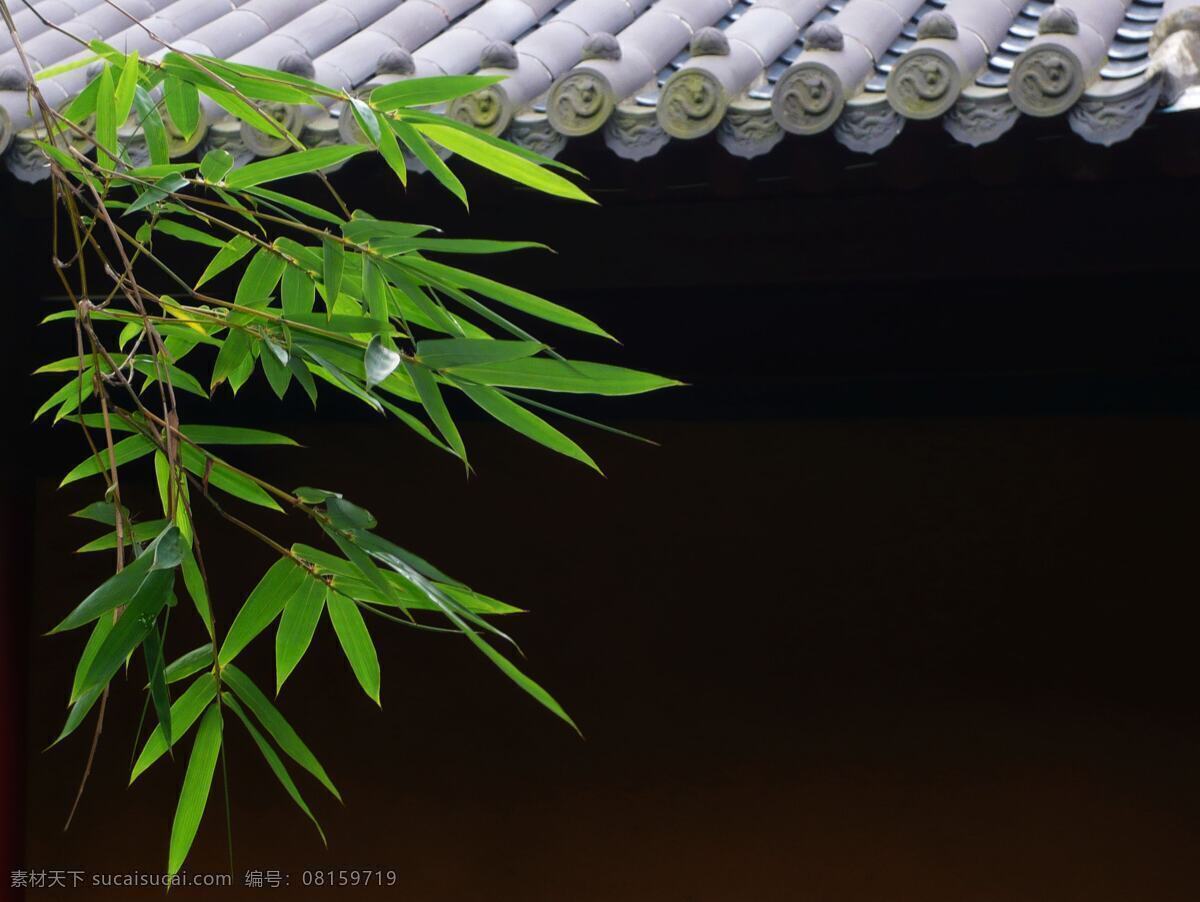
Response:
[1,0,1197,178]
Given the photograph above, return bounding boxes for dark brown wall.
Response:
[6,119,1200,900]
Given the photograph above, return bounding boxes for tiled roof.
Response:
[2,0,1199,179]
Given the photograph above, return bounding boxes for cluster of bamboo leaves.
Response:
[27,40,678,876]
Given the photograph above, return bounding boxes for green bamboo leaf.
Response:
[453,380,599,472]
[155,217,226,249]
[168,702,222,876]
[261,340,293,399]
[35,369,93,422]
[417,122,593,204]
[70,615,114,703]
[370,75,503,110]
[51,533,159,633]
[289,354,318,405]
[203,85,290,140]
[163,76,200,139]
[196,234,253,288]
[365,542,577,731]
[320,237,344,317]
[301,347,384,414]
[402,257,613,339]
[245,187,345,226]
[219,559,310,666]
[222,693,325,844]
[131,672,218,782]
[178,443,283,511]
[379,237,548,256]
[235,247,286,306]
[180,425,299,446]
[77,568,174,699]
[275,579,326,693]
[143,624,172,749]
[50,684,105,748]
[114,51,140,125]
[363,336,400,391]
[211,329,251,390]
[224,145,368,190]
[199,147,233,183]
[326,592,380,705]
[163,643,213,685]
[448,358,682,395]
[76,519,167,554]
[131,85,169,166]
[222,664,340,800]
[181,542,214,639]
[132,357,209,399]
[348,96,381,143]
[390,121,466,208]
[124,173,188,216]
[282,263,316,317]
[401,359,466,465]
[375,115,407,185]
[362,256,388,324]
[94,65,116,170]
[152,525,184,570]
[325,497,376,530]
[416,338,544,370]
[71,500,131,526]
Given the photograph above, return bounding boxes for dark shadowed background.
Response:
[5,115,1200,900]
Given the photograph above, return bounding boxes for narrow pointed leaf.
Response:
[167,703,222,876]
[275,576,326,693]
[163,76,200,140]
[326,592,380,705]
[224,146,368,189]
[219,559,309,666]
[131,673,218,782]
[453,381,599,471]
[448,358,682,395]
[401,359,465,464]
[78,568,173,698]
[163,643,214,685]
[222,693,325,843]
[222,664,340,800]
[143,625,173,749]
[416,339,544,370]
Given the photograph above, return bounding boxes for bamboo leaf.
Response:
[163,76,200,139]
[275,579,326,693]
[326,592,380,705]
[163,643,213,685]
[219,559,309,666]
[95,65,116,170]
[196,234,253,289]
[131,84,169,166]
[179,443,283,511]
[131,673,218,782]
[77,568,174,699]
[225,146,368,190]
[143,623,172,749]
[370,75,503,110]
[223,693,326,843]
[235,247,286,306]
[452,380,599,472]
[60,434,154,487]
[114,52,140,126]
[181,425,299,446]
[401,359,466,465]
[51,530,163,633]
[167,702,222,876]
[448,358,682,395]
[417,122,593,204]
[50,684,105,748]
[390,121,466,208]
[181,544,214,639]
[402,257,613,339]
[199,147,233,183]
[76,519,166,554]
[222,664,340,800]
[416,338,544,369]
[320,237,344,317]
